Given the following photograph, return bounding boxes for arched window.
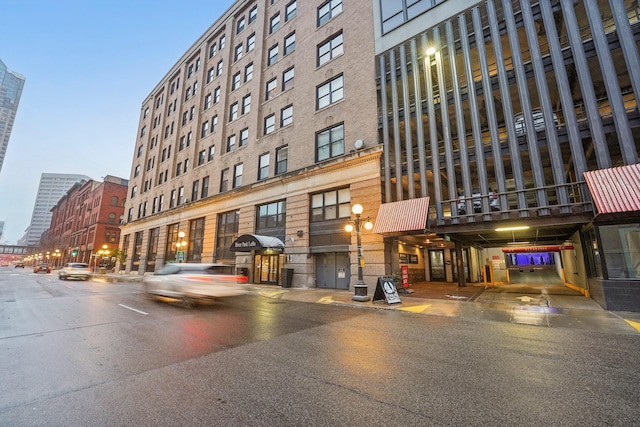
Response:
[111,196,119,206]
[108,213,116,224]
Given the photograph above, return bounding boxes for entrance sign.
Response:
[398,265,414,294]
[373,276,402,304]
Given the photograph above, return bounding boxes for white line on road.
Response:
[118,304,149,315]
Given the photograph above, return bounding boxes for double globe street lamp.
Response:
[345,204,373,302]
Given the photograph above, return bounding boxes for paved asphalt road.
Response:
[1,268,640,426]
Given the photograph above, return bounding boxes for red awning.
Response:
[584,164,640,214]
[372,197,430,234]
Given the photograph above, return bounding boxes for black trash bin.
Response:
[281,268,294,288]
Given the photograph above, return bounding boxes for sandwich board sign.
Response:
[372,276,402,304]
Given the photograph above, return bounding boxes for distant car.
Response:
[58,262,91,281]
[144,263,249,305]
[34,263,51,274]
[15,262,25,268]
[457,188,500,215]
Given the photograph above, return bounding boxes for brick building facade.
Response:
[46,175,128,268]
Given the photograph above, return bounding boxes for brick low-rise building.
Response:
[45,175,128,268]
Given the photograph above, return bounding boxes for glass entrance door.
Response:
[254,254,279,284]
[429,250,446,281]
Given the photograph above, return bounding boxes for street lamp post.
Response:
[53,249,60,268]
[345,204,373,302]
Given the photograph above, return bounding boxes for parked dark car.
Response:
[15,262,25,268]
[34,263,51,273]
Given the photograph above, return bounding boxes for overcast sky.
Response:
[0,0,233,244]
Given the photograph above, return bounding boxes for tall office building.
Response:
[121,0,382,289]
[23,173,91,247]
[0,59,25,174]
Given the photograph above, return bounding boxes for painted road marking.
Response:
[398,304,432,313]
[118,304,148,315]
[318,296,334,304]
[624,319,640,333]
[259,291,286,299]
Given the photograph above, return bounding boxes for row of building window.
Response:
[132,0,349,213]
[128,184,350,263]
[129,144,289,221]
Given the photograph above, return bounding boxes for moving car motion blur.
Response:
[144,263,249,304]
[58,263,91,281]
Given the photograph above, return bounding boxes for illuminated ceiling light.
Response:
[495,226,530,232]
[425,46,437,56]
[507,241,530,245]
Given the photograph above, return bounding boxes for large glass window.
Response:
[165,223,180,263]
[132,231,143,268]
[318,0,342,26]
[281,105,293,127]
[276,145,288,175]
[316,123,344,161]
[380,0,436,34]
[286,1,297,21]
[147,227,159,272]
[284,32,296,55]
[187,218,205,262]
[257,200,286,230]
[258,153,270,180]
[317,75,343,109]
[264,114,276,135]
[268,45,279,66]
[220,168,229,192]
[270,13,281,33]
[283,67,294,91]
[201,176,210,198]
[311,188,350,222]
[599,224,640,280]
[216,210,239,261]
[266,78,278,100]
[233,163,243,188]
[318,32,343,66]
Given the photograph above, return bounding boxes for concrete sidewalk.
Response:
[247,281,640,334]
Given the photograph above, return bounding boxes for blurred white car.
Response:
[144,263,249,304]
[59,262,91,280]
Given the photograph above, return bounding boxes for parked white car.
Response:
[144,263,249,304]
[457,188,500,215]
[514,109,559,135]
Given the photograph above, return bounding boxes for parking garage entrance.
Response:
[502,245,572,286]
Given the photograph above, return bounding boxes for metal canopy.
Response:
[229,234,285,252]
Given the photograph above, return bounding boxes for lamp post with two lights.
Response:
[345,203,373,302]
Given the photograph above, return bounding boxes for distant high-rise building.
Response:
[0,59,26,174]
[24,173,91,247]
